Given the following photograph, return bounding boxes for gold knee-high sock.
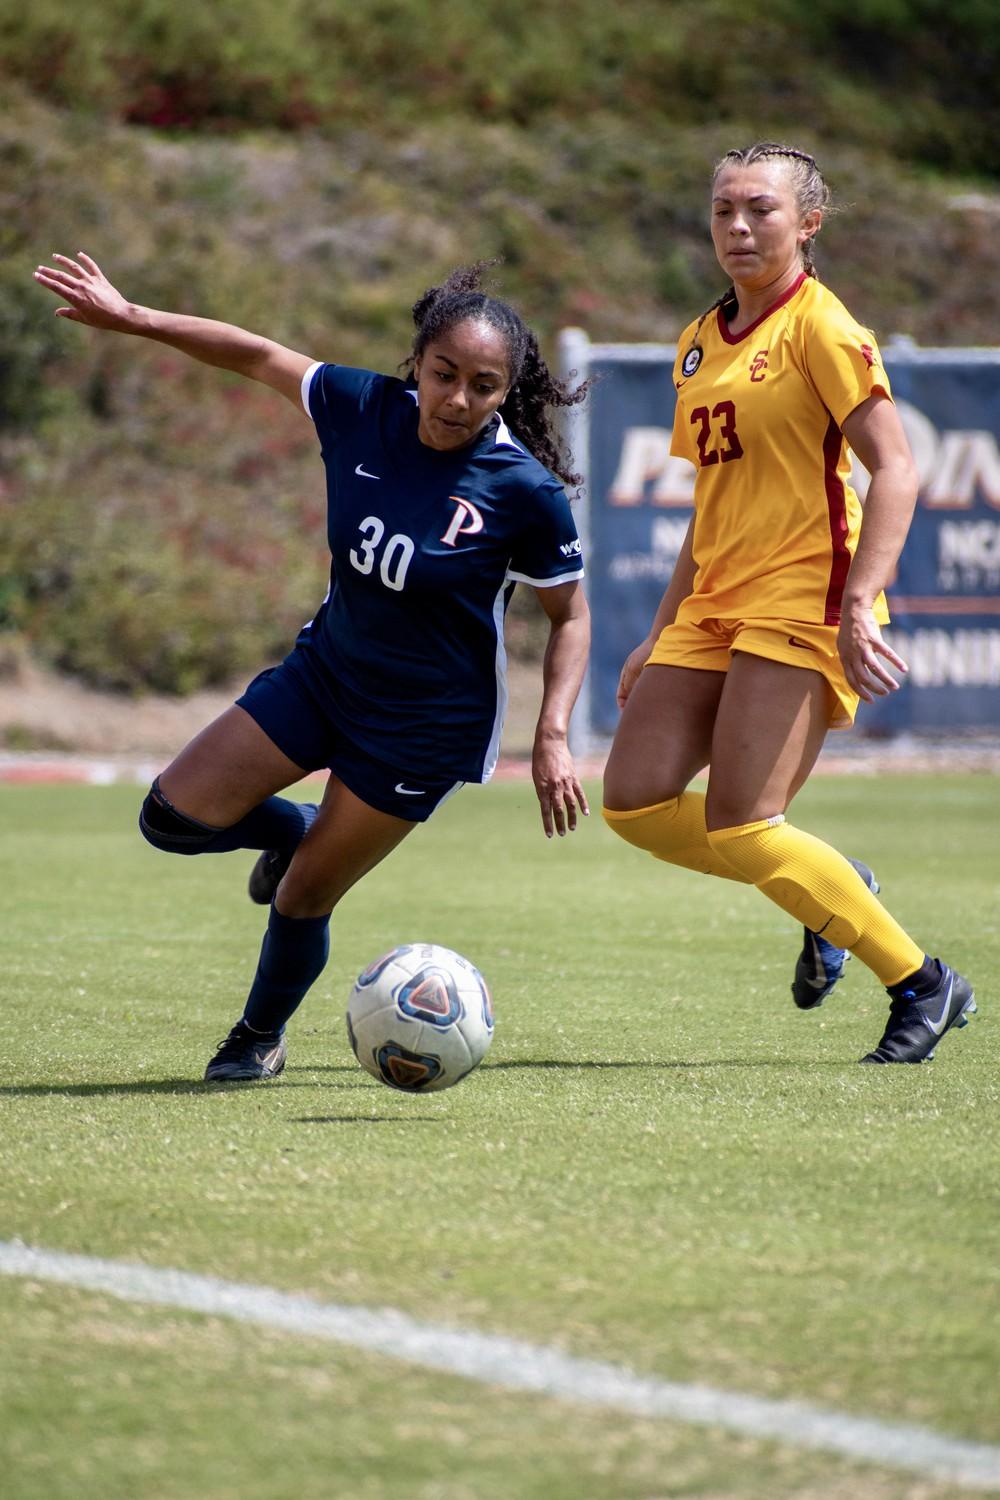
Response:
[706,816,924,986]
[602,794,750,882]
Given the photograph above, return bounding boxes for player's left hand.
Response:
[837,604,908,702]
[33,252,135,331]
[532,733,589,838]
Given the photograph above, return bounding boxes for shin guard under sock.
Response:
[706,816,925,986]
[243,904,331,1034]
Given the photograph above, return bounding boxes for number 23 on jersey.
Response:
[690,401,744,466]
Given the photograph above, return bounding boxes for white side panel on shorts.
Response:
[481,583,510,783]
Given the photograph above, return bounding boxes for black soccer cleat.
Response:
[791,857,880,1010]
[248,848,293,905]
[860,962,976,1065]
[248,804,319,904]
[204,1020,287,1082]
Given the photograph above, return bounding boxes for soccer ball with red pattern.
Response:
[346,943,494,1092]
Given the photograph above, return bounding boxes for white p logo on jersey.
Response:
[441,496,485,548]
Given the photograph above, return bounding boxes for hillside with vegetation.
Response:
[2,0,999,704]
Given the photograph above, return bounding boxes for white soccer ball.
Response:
[346,943,494,1092]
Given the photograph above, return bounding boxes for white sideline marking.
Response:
[3,1240,999,1490]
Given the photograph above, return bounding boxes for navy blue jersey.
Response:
[293,362,584,783]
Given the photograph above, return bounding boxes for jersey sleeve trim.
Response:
[841,383,893,424]
[301,361,322,416]
[494,413,526,451]
[506,566,585,587]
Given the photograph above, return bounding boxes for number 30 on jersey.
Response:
[350,516,415,591]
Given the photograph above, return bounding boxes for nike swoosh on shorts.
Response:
[394,783,425,796]
[355,463,380,479]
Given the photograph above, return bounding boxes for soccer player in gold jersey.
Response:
[602,142,975,1065]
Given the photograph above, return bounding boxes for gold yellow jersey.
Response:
[670,272,890,627]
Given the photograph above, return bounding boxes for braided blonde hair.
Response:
[714,142,830,275]
[683,142,832,367]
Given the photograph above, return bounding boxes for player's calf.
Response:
[791,857,879,1010]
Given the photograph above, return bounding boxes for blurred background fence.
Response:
[2,0,999,755]
[561,332,1000,748]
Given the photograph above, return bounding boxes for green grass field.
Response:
[1,775,997,1500]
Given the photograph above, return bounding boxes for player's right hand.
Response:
[616,639,654,708]
[837,605,909,702]
[33,252,134,332]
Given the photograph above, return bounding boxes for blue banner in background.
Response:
[580,343,1000,739]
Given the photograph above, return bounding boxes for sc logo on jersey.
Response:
[749,350,768,382]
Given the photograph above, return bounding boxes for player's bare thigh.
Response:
[158,705,308,825]
[603,662,725,810]
[276,773,418,918]
[704,650,831,831]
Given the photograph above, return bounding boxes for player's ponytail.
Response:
[406,263,589,490]
[499,330,587,489]
[682,286,738,377]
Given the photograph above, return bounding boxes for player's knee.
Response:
[602,799,679,850]
[273,854,345,918]
[602,763,652,817]
[602,803,642,845]
[138,777,221,855]
[274,878,337,920]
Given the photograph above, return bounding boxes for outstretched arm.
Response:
[530,579,591,838]
[839,393,918,701]
[34,252,315,411]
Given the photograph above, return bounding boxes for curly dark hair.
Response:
[403,262,589,488]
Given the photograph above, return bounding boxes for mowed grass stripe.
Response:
[4,1240,1000,1490]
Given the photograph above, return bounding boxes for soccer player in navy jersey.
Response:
[34,252,591,1082]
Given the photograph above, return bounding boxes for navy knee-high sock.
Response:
[205,796,318,854]
[140,778,318,857]
[242,904,331,1035]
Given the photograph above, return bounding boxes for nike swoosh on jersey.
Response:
[394,783,425,796]
[924,973,955,1035]
[355,463,381,479]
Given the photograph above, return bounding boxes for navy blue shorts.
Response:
[235,660,464,823]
